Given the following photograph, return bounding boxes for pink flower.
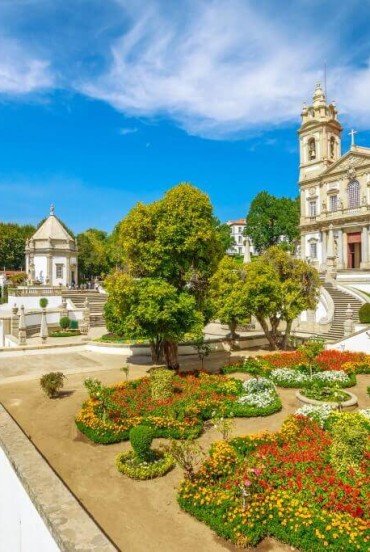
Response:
[244,479,252,487]
[252,468,262,476]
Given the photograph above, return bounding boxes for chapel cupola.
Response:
[298,82,342,182]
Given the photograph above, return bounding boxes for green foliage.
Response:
[359,302,370,324]
[166,439,205,480]
[0,223,35,270]
[245,191,300,253]
[40,372,65,398]
[209,256,250,337]
[7,272,28,286]
[116,449,175,480]
[49,330,80,337]
[243,247,320,350]
[150,368,174,401]
[129,425,155,462]
[104,274,203,365]
[59,316,70,330]
[330,413,368,474]
[39,297,48,309]
[69,319,79,330]
[193,336,212,369]
[77,228,111,278]
[299,337,325,377]
[84,377,103,399]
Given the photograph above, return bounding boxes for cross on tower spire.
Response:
[349,129,357,147]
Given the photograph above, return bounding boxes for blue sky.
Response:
[1,0,370,233]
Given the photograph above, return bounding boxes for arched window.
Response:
[308,138,316,160]
[348,180,360,208]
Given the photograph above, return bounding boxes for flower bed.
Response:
[270,368,355,388]
[75,374,282,444]
[222,350,370,378]
[178,415,370,551]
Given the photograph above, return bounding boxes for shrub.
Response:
[166,439,204,480]
[129,425,154,462]
[40,372,65,398]
[84,377,103,399]
[116,449,175,480]
[59,316,70,330]
[359,302,370,324]
[69,319,79,330]
[150,368,174,401]
[330,413,368,474]
[39,297,48,309]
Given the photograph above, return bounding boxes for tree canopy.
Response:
[77,228,111,279]
[244,246,320,349]
[105,183,226,367]
[209,256,249,338]
[0,222,35,270]
[245,192,300,253]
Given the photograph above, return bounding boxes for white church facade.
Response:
[299,83,370,276]
[25,206,78,287]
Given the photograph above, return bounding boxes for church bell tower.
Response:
[298,82,342,182]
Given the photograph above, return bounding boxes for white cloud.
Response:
[77,1,370,138]
[0,38,54,95]
[119,126,138,135]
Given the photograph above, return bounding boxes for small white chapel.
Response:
[25,205,78,286]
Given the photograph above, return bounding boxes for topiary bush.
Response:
[116,424,175,479]
[40,372,65,398]
[70,319,79,330]
[359,302,370,324]
[39,297,48,309]
[59,316,70,330]
[129,425,154,462]
[150,368,174,401]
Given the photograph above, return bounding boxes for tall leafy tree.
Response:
[244,246,320,350]
[106,183,225,367]
[209,256,249,339]
[0,223,35,270]
[245,192,300,253]
[77,228,111,279]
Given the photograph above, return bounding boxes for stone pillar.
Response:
[343,304,354,337]
[18,305,27,346]
[360,226,370,269]
[325,224,337,281]
[243,237,251,263]
[300,234,305,260]
[11,305,19,338]
[336,229,344,269]
[66,256,71,286]
[40,308,48,344]
[321,230,327,271]
[343,232,348,269]
[60,297,68,320]
[80,297,90,335]
[306,309,316,331]
[46,254,53,286]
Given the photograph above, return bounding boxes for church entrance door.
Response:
[347,232,361,269]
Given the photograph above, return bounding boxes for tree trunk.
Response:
[150,339,164,364]
[257,317,278,350]
[282,319,293,350]
[228,320,238,340]
[164,340,179,370]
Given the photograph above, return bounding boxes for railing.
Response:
[8,287,63,297]
[301,204,370,225]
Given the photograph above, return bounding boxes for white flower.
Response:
[359,408,370,421]
[312,371,350,385]
[295,404,335,427]
[270,369,307,385]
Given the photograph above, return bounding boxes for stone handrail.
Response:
[8,287,63,297]
[301,204,370,225]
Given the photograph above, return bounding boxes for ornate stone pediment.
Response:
[321,149,370,179]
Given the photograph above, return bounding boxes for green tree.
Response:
[109,183,224,367]
[244,247,320,350]
[104,273,203,365]
[77,228,110,279]
[0,223,35,270]
[209,256,249,339]
[245,192,300,253]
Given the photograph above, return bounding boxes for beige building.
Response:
[299,83,370,276]
[25,206,78,286]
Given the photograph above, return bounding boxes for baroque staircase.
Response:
[62,290,107,327]
[319,281,363,342]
